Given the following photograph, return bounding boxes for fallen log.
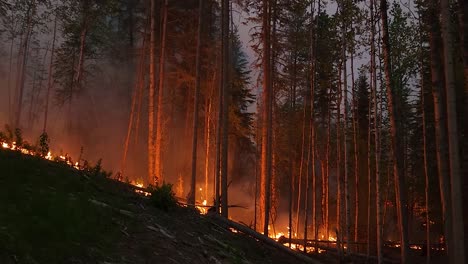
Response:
[209,214,323,264]
[277,237,400,264]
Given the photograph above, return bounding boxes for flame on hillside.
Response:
[1,139,152,197]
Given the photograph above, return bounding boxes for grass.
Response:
[0,149,131,263]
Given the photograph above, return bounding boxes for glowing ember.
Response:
[2,142,8,148]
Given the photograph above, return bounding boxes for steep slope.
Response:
[0,149,310,264]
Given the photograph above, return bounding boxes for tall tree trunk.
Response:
[457,0,467,99]
[204,77,214,202]
[122,28,147,176]
[270,0,278,228]
[367,62,373,258]
[351,41,359,245]
[8,37,14,125]
[340,4,351,253]
[220,0,230,218]
[337,61,343,256]
[215,18,223,215]
[188,0,204,206]
[154,0,168,185]
[43,14,57,133]
[74,24,87,88]
[457,0,468,256]
[309,0,318,251]
[288,35,298,246]
[428,1,453,260]
[440,0,466,262]
[296,96,308,236]
[29,47,48,129]
[261,0,273,235]
[74,1,90,90]
[371,0,383,262]
[380,0,409,262]
[148,0,157,184]
[14,4,33,129]
[325,84,331,240]
[28,49,39,129]
[421,78,431,264]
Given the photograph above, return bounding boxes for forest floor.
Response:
[0,148,323,264]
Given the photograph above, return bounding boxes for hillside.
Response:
[0,148,320,264]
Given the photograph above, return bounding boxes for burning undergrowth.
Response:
[0,125,113,179]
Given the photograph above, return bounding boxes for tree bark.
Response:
[380,0,409,262]
[154,0,168,185]
[440,0,466,262]
[188,0,204,206]
[261,0,273,236]
[122,26,147,176]
[14,3,33,129]
[421,78,431,264]
[351,41,359,246]
[220,0,230,218]
[43,14,57,133]
[148,0,157,184]
[371,0,382,262]
[340,2,351,253]
[427,2,453,260]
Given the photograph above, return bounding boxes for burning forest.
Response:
[0,0,467,263]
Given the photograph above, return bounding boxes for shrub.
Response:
[149,183,177,212]
[37,132,50,157]
[14,128,23,147]
[4,125,13,141]
[83,159,112,178]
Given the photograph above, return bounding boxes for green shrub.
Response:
[149,183,177,212]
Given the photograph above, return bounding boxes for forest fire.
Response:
[1,0,466,262]
[0,138,154,197]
